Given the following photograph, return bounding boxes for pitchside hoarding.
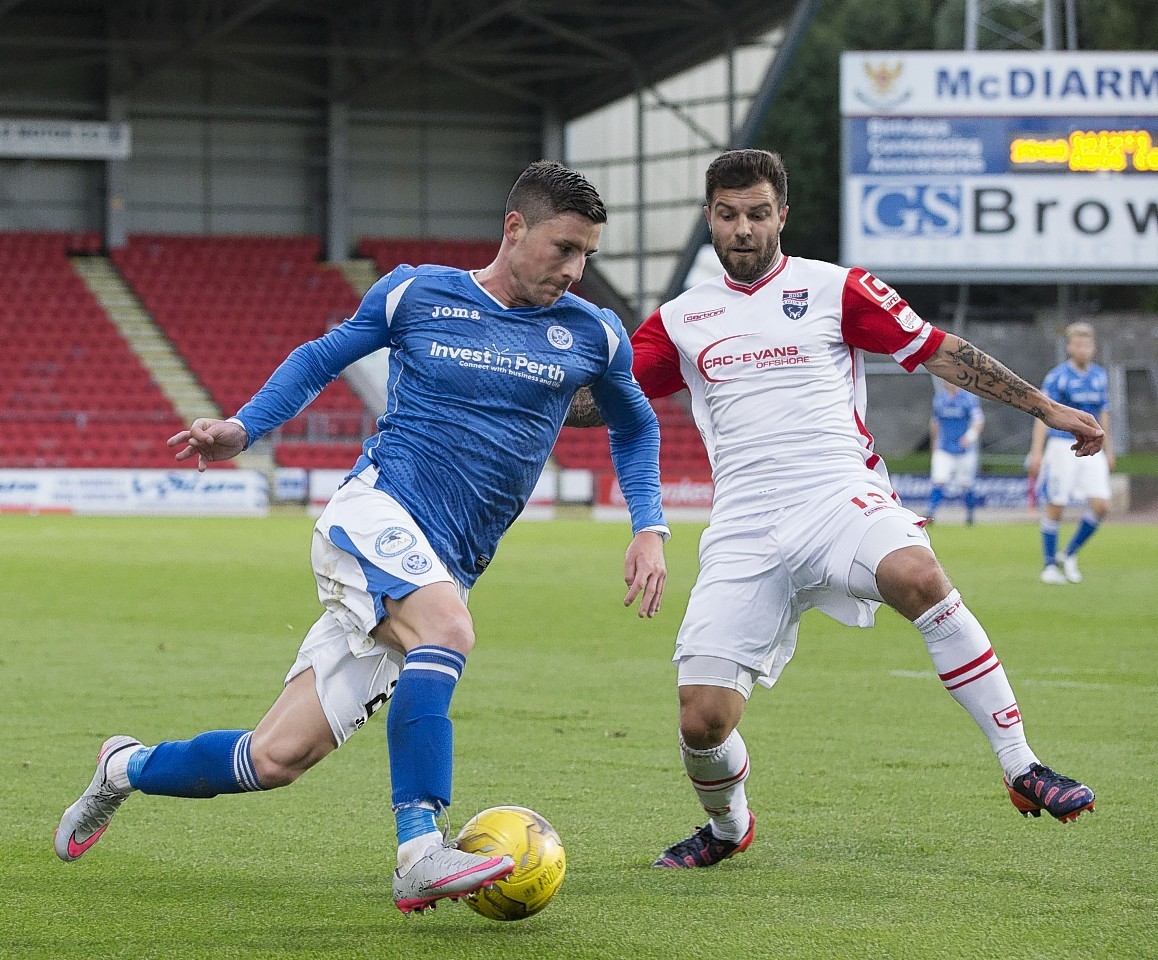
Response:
[840,51,1158,282]
[0,470,267,515]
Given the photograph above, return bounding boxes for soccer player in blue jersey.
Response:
[54,161,669,914]
[1028,322,1115,585]
[928,378,985,525]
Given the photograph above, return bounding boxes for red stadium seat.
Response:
[0,231,194,469]
[111,234,368,464]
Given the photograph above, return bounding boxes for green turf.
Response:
[1,515,1154,960]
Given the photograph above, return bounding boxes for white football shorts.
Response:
[930,447,979,493]
[1039,436,1111,506]
[285,612,404,745]
[285,466,468,745]
[673,477,931,690]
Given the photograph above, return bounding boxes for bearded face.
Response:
[706,183,788,284]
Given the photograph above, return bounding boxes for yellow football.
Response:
[454,805,566,921]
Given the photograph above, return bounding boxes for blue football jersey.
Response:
[1041,361,1109,441]
[235,265,665,585]
[932,389,982,454]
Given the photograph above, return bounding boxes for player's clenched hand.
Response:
[1044,404,1104,457]
[623,531,667,619]
[167,418,248,472]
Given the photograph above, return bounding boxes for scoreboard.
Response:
[840,51,1158,283]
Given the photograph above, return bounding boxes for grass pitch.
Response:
[1,514,1154,960]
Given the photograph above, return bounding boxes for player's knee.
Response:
[425,609,476,655]
[250,738,326,789]
[911,560,951,605]
[678,693,741,750]
[879,549,952,618]
[680,712,736,750]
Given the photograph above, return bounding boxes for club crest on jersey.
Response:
[546,325,574,350]
[782,289,808,320]
[402,552,433,575]
[375,526,417,558]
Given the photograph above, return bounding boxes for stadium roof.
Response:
[2,0,803,121]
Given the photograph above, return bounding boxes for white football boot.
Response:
[393,843,514,915]
[1039,564,1068,585]
[54,735,141,862]
[1061,554,1083,583]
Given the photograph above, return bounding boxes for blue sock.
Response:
[388,645,465,844]
[928,486,944,516]
[964,489,979,523]
[127,730,263,798]
[1040,519,1060,567]
[395,803,439,846]
[1065,512,1101,556]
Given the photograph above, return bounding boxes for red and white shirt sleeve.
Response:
[839,267,945,371]
[630,309,685,399]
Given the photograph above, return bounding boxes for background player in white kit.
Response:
[1028,322,1114,585]
[928,378,985,525]
[54,162,670,913]
[571,149,1101,868]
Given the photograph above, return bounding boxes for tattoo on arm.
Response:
[565,387,606,428]
[941,338,1050,421]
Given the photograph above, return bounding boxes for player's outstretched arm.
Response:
[924,334,1104,457]
[623,530,667,619]
[167,417,248,472]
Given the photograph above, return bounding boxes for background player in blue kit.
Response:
[1028,322,1115,585]
[54,161,670,915]
[928,378,985,525]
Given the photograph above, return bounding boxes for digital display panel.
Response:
[840,51,1158,283]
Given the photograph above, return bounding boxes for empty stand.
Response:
[273,440,365,469]
[112,235,371,466]
[0,231,192,469]
[357,236,592,301]
[357,237,499,274]
[551,395,711,478]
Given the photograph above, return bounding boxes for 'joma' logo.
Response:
[431,305,481,320]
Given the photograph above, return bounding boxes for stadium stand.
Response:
[0,231,192,469]
[357,236,594,302]
[111,234,373,468]
[357,237,499,274]
[552,395,711,478]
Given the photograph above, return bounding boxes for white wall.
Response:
[565,32,781,314]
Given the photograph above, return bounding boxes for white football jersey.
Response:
[632,254,946,520]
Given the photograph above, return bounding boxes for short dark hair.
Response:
[506,160,607,228]
[705,149,788,206]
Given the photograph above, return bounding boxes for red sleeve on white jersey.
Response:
[630,310,685,398]
[840,267,945,372]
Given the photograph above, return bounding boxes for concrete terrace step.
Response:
[70,255,269,474]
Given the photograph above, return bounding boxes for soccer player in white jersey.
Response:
[1028,322,1114,585]
[570,149,1100,868]
[54,162,670,914]
[928,378,985,525]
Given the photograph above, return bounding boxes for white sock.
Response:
[104,747,140,794]
[680,730,750,841]
[914,590,1038,780]
[396,831,443,875]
